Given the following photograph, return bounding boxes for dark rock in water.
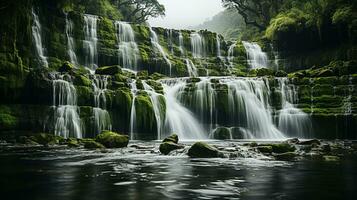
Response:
[323,155,340,162]
[264,143,296,153]
[188,142,223,158]
[212,127,231,140]
[58,61,74,72]
[316,69,334,77]
[298,139,320,146]
[95,66,121,75]
[274,152,297,161]
[162,134,179,144]
[286,138,300,144]
[17,136,39,145]
[83,140,105,149]
[275,70,287,77]
[29,133,61,146]
[95,131,129,148]
[321,144,331,153]
[257,146,273,153]
[159,142,184,155]
[67,138,80,148]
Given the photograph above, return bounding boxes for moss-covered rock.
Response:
[30,133,61,146]
[58,61,75,72]
[188,142,223,158]
[262,143,296,153]
[159,142,183,155]
[274,152,297,161]
[162,134,179,144]
[257,146,273,154]
[95,66,121,75]
[211,127,231,140]
[95,130,129,148]
[67,138,80,148]
[83,139,105,149]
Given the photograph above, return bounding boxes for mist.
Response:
[148,0,224,29]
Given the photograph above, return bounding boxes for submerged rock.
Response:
[95,131,129,148]
[257,146,273,154]
[274,152,297,161]
[188,142,223,158]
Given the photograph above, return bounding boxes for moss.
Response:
[162,134,179,144]
[95,65,121,75]
[257,146,273,154]
[30,133,60,146]
[76,86,94,106]
[95,130,129,148]
[134,92,156,132]
[83,139,105,149]
[159,141,183,155]
[0,106,18,130]
[74,75,92,87]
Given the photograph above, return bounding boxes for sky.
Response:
[148,0,224,29]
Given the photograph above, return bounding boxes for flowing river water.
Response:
[1,141,356,200]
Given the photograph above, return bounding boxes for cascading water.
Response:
[185,59,198,77]
[190,32,206,58]
[83,14,98,70]
[242,41,268,69]
[128,79,137,140]
[92,75,112,135]
[161,79,207,140]
[149,26,172,76]
[52,74,82,138]
[32,9,48,68]
[142,81,165,140]
[227,42,236,69]
[166,29,174,54]
[179,31,185,56]
[277,78,312,138]
[65,13,78,65]
[216,35,222,58]
[115,21,139,71]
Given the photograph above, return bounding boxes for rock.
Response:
[323,155,340,162]
[95,131,129,148]
[162,134,179,144]
[67,138,79,148]
[286,138,299,144]
[188,142,222,158]
[95,66,121,75]
[257,146,273,154]
[275,70,287,77]
[274,152,297,161]
[230,127,246,139]
[298,139,320,146]
[321,144,331,153]
[58,61,74,72]
[30,133,60,146]
[17,136,39,145]
[159,142,184,155]
[212,127,231,140]
[84,140,105,149]
[316,69,334,77]
[269,143,296,153]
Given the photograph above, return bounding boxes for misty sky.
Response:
[148,0,224,29]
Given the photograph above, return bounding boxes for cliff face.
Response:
[0,1,356,139]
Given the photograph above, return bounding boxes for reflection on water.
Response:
[0,141,356,200]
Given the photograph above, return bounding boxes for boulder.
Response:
[58,61,74,72]
[267,143,296,153]
[257,146,273,153]
[83,140,105,149]
[298,139,320,146]
[212,127,231,140]
[159,142,184,155]
[95,66,121,75]
[275,70,287,77]
[30,133,61,146]
[274,152,297,161]
[188,142,222,158]
[95,131,129,148]
[67,138,80,148]
[162,134,179,144]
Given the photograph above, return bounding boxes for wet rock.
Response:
[212,127,231,140]
[67,138,80,148]
[58,61,74,72]
[84,140,105,149]
[188,142,223,158]
[275,70,287,77]
[95,66,121,75]
[269,143,296,153]
[321,144,331,153]
[17,136,39,145]
[95,131,129,148]
[298,139,320,146]
[162,134,179,144]
[323,155,340,162]
[257,146,273,154]
[274,152,297,161]
[29,133,61,146]
[286,138,299,144]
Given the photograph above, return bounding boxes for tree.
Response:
[112,0,165,23]
[222,0,284,31]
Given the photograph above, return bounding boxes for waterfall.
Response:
[277,78,312,138]
[31,9,48,68]
[52,74,82,138]
[65,13,78,65]
[227,42,236,69]
[149,26,172,76]
[115,21,139,71]
[83,14,98,70]
[185,59,198,77]
[142,81,165,139]
[190,32,205,58]
[161,79,207,140]
[166,29,174,54]
[179,31,185,56]
[242,41,268,69]
[128,79,137,140]
[92,75,112,135]
[216,35,222,57]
